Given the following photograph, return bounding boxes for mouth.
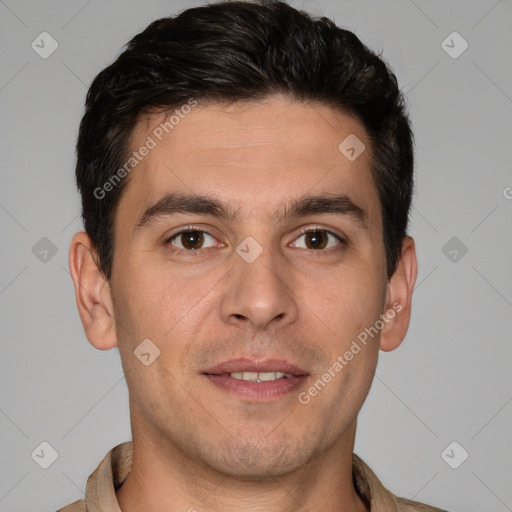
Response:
[227,371,294,382]
[202,358,309,400]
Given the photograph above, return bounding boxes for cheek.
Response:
[306,263,385,340]
[117,260,224,356]
[331,349,378,420]
[303,328,379,442]
[109,269,168,354]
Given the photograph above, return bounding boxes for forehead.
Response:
[116,95,381,231]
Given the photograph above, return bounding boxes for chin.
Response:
[204,436,314,480]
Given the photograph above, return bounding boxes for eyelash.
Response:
[165,226,346,256]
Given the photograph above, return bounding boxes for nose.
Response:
[219,241,299,331]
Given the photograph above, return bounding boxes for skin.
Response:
[69,94,417,512]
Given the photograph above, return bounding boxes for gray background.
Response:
[0,0,511,510]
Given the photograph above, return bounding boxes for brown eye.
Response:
[291,229,343,251]
[168,230,217,251]
[180,231,204,249]
[304,230,328,249]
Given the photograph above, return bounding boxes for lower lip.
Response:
[204,373,308,400]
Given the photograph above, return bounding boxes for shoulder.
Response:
[55,498,86,511]
[352,453,450,512]
[395,496,450,512]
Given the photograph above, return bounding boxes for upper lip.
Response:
[203,358,309,376]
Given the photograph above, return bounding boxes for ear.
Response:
[379,236,418,352]
[68,231,118,350]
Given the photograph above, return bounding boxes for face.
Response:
[100,95,395,477]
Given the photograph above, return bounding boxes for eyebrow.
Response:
[134,191,369,232]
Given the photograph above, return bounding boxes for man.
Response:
[63,0,448,510]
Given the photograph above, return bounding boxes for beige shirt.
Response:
[56,442,448,512]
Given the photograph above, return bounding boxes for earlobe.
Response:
[379,236,418,352]
[68,231,118,350]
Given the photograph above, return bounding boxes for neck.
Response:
[116,422,368,512]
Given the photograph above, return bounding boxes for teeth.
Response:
[230,371,288,382]
[258,371,285,381]
[243,371,259,381]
